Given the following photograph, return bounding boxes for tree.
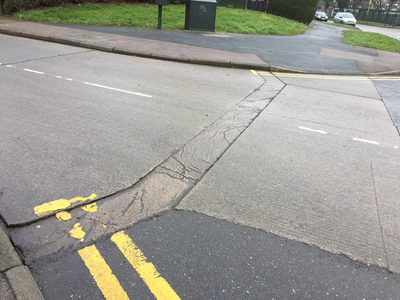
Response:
[322,0,334,11]
[0,0,4,15]
[384,0,399,25]
[371,0,385,10]
[336,0,351,10]
[353,0,370,8]
[387,0,400,10]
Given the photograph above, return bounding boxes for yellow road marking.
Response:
[55,211,72,221]
[111,231,181,300]
[82,202,98,212]
[78,245,129,300]
[251,70,400,81]
[34,193,97,215]
[69,223,86,239]
[251,70,273,76]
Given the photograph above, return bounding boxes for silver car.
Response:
[334,12,357,26]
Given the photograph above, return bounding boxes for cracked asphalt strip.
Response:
[10,74,285,266]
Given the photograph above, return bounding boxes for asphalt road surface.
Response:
[0,33,263,225]
[1,34,400,299]
[47,22,371,73]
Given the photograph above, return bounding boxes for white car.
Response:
[334,12,357,26]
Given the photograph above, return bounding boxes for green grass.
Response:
[315,20,360,30]
[14,4,309,35]
[342,30,400,53]
[357,20,385,26]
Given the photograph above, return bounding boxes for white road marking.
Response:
[298,126,328,134]
[23,69,44,75]
[84,82,152,98]
[352,138,380,145]
[8,64,153,98]
[395,146,398,149]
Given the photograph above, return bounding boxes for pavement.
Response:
[1,18,400,74]
[1,16,400,299]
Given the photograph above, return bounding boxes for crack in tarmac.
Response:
[9,74,286,268]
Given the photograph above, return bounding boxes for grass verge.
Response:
[14,4,309,35]
[342,30,400,53]
[357,20,386,26]
[314,20,360,30]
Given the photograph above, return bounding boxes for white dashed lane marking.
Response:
[1,64,152,98]
[298,126,399,148]
[23,69,44,74]
[352,138,380,145]
[298,126,328,134]
[84,82,152,98]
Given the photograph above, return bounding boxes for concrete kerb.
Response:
[368,70,400,75]
[79,41,114,53]
[189,58,231,68]
[150,53,190,63]
[0,27,21,36]
[113,47,151,58]
[0,227,44,300]
[21,32,49,41]
[270,65,307,74]
[6,267,44,300]
[48,36,81,47]
[0,227,21,272]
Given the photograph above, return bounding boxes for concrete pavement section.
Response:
[0,18,400,74]
[179,74,400,273]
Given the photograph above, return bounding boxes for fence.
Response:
[217,0,247,9]
[353,9,400,27]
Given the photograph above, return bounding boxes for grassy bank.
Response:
[15,4,309,35]
[319,21,360,30]
[342,30,400,53]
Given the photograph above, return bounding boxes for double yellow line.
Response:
[78,231,180,300]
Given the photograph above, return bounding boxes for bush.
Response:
[267,0,318,24]
[3,0,39,14]
[2,0,185,14]
[2,0,108,14]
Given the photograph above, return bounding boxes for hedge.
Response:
[267,0,318,24]
[2,0,108,14]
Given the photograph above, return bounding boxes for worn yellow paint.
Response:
[69,223,86,239]
[34,194,97,215]
[111,231,181,300]
[82,202,98,212]
[251,70,400,81]
[34,199,71,215]
[69,194,97,203]
[55,211,72,221]
[78,245,129,300]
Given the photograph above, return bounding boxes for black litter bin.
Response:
[185,0,217,31]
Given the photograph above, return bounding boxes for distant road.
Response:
[327,19,400,40]
[356,23,400,40]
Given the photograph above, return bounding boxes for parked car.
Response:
[334,12,357,26]
[314,11,328,22]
